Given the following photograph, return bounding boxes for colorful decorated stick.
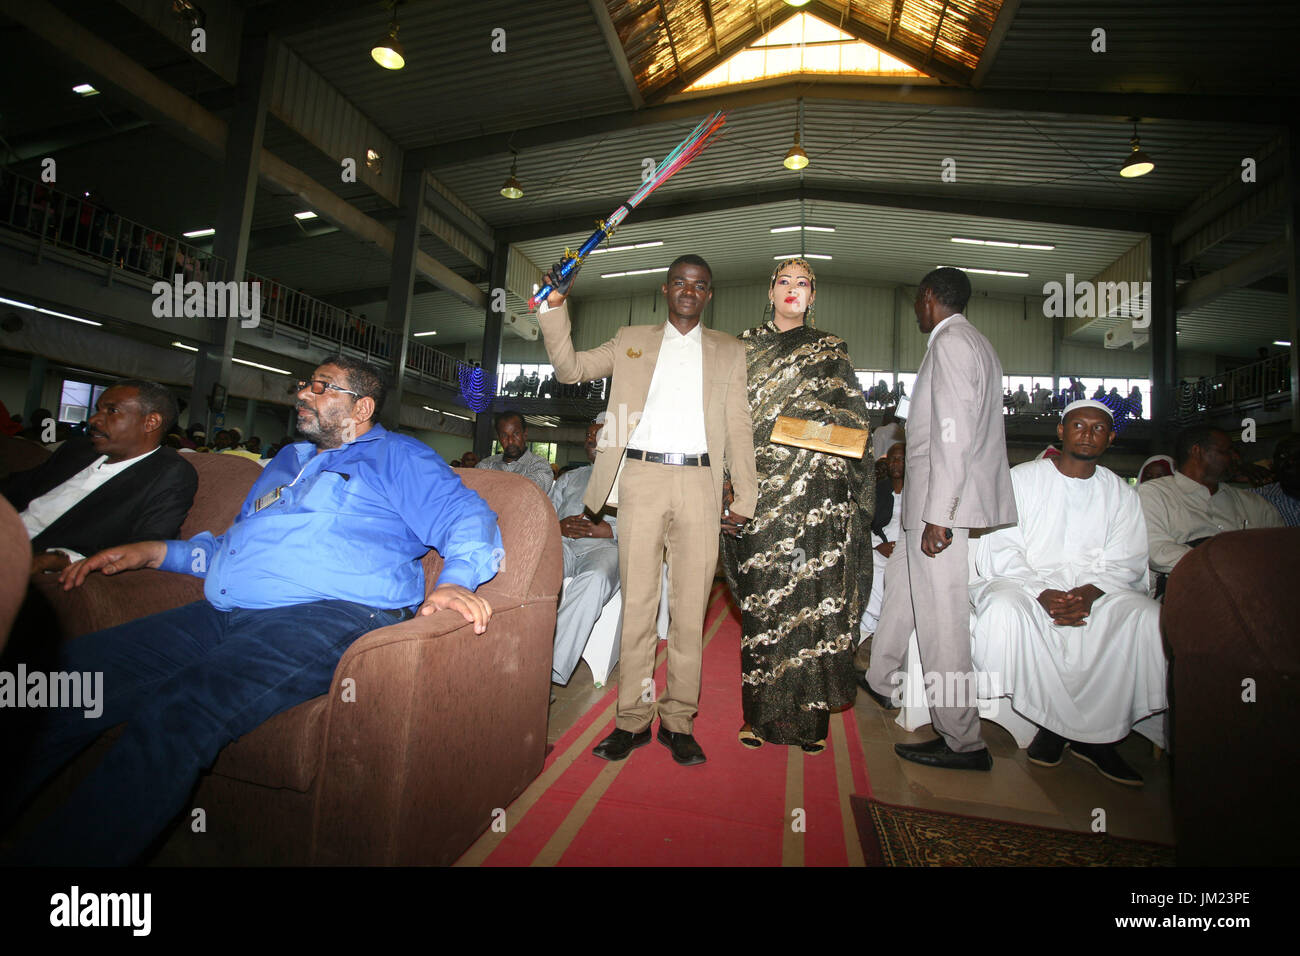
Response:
[528,111,727,310]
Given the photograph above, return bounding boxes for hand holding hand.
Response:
[721,511,749,538]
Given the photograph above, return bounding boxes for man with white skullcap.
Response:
[969,399,1168,786]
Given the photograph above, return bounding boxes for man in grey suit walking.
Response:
[861,268,1017,770]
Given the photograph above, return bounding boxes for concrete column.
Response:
[241,398,258,441]
[1286,126,1300,432]
[23,355,48,424]
[189,33,278,434]
[381,162,426,428]
[1149,230,1178,436]
[474,239,509,457]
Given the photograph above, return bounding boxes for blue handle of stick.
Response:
[528,226,611,310]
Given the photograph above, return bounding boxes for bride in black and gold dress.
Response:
[722,257,874,753]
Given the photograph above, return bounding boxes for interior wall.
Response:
[567,278,1222,380]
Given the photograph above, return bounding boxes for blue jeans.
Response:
[2,598,409,865]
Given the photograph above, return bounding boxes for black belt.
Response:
[625,449,711,467]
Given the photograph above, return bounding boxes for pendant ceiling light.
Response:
[1119,122,1154,178]
[500,153,524,200]
[784,99,809,170]
[371,3,406,70]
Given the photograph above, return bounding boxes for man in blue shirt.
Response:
[1,357,502,865]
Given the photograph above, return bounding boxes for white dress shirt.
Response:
[626,321,707,454]
[21,446,161,558]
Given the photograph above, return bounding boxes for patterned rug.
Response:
[852,795,1175,866]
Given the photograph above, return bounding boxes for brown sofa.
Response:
[0,497,27,652]
[1162,527,1300,866]
[25,463,561,865]
[27,451,265,637]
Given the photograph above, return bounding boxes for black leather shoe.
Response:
[1027,727,1068,767]
[592,727,652,761]
[856,673,899,711]
[657,725,707,766]
[895,737,992,771]
[1070,741,1143,786]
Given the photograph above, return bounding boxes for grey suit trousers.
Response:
[865,527,983,752]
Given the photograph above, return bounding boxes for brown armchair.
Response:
[0,497,27,652]
[32,465,561,866]
[1162,527,1300,866]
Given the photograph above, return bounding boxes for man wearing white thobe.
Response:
[858,441,904,642]
[549,422,619,685]
[971,400,1167,786]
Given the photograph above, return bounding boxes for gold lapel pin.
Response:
[626,348,642,358]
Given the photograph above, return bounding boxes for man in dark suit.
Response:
[2,380,196,574]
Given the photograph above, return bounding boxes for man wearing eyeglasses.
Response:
[1,357,503,866]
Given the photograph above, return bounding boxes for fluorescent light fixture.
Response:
[770,225,836,234]
[423,406,472,421]
[412,330,438,337]
[171,341,199,352]
[939,265,1030,278]
[951,237,1055,251]
[589,241,665,255]
[0,295,102,327]
[72,83,99,96]
[293,211,318,221]
[233,358,290,375]
[1274,340,1292,347]
[774,253,832,260]
[600,267,670,278]
[182,227,215,238]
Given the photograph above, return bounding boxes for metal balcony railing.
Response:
[1175,352,1293,423]
[0,166,227,285]
[1,166,463,389]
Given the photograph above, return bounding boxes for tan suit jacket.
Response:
[538,301,758,519]
[902,313,1017,531]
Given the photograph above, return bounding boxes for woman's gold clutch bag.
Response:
[770,416,868,459]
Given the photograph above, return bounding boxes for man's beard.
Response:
[296,405,346,449]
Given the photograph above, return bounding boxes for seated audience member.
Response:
[857,441,904,657]
[460,451,480,470]
[871,411,903,462]
[1253,434,1300,527]
[0,399,20,437]
[18,408,55,444]
[476,411,553,494]
[1138,454,1174,484]
[971,400,1167,786]
[2,380,197,574]
[222,437,264,462]
[549,420,619,685]
[1137,424,1282,580]
[0,358,502,866]
[181,423,206,450]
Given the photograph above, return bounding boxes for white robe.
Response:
[971,459,1168,745]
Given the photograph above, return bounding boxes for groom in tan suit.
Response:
[538,255,757,766]
[862,267,1017,770]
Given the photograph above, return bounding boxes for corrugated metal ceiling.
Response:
[982,0,1300,94]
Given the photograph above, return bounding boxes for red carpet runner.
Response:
[457,584,873,866]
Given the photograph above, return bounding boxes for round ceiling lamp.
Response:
[1119,123,1154,178]
[500,154,524,199]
